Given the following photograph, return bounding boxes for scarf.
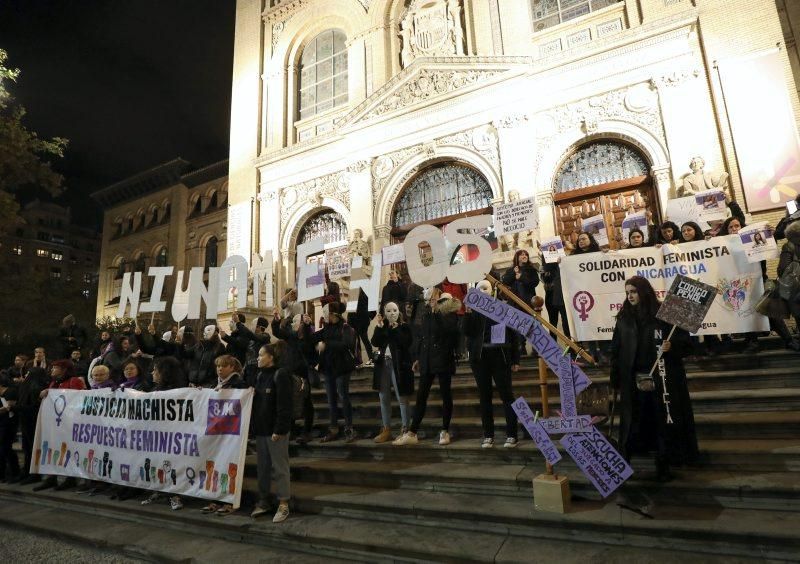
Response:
[91,379,116,390]
[215,372,239,391]
[119,376,140,390]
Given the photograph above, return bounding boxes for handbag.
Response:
[778,260,800,301]
[755,281,790,319]
[635,372,655,392]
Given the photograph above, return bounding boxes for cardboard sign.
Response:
[325,245,351,280]
[381,243,406,266]
[490,323,506,344]
[296,238,325,302]
[512,397,562,466]
[665,196,712,232]
[541,236,566,264]
[656,274,719,334]
[738,222,780,263]
[621,212,649,245]
[493,196,539,237]
[695,189,727,222]
[556,355,577,418]
[560,427,634,498]
[540,415,592,435]
[582,214,609,246]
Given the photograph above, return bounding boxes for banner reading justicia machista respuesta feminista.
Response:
[32,388,253,508]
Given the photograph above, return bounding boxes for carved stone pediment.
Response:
[334,57,529,129]
[400,0,465,69]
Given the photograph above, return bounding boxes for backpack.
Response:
[290,372,309,420]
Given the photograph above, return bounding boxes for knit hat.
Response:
[256,316,269,329]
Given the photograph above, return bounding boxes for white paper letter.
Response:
[251,249,274,308]
[404,224,448,288]
[347,253,383,312]
[216,255,249,313]
[116,272,142,318]
[445,215,494,283]
[140,267,174,313]
[296,238,326,302]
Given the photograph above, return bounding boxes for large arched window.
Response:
[205,237,218,268]
[392,163,493,228]
[553,141,649,193]
[299,29,348,120]
[298,209,348,246]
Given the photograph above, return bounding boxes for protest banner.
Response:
[493,196,538,237]
[657,274,719,334]
[739,222,780,263]
[381,243,406,266]
[541,236,566,264]
[325,244,351,280]
[695,189,727,222]
[511,397,561,466]
[560,427,634,498]
[32,388,253,508]
[560,239,769,341]
[582,214,609,246]
[621,212,649,244]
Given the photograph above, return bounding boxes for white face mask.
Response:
[423,287,432,301]
[203,325,216,340]
[477,280,492,295]
[384,302,400,324]
[291,314,302,332]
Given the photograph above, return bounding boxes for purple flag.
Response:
[560,427,633,498]
[512,397,562,466]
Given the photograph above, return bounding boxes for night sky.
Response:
[0,0,236,228]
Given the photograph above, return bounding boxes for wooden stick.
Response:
[485,273,596,364]
[647,325,677,377]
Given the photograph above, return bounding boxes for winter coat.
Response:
[501,263,540,306]
[312,322,356,375]
[216,372,248,390]
[181,339,225,387]
[272,318,315,378]
[250,366,293,437]
[347,290,375,331]
[414,297,460,375]
[464,311,521,367]
[49,376,86,391]
[440,280,468,315]
[540,260,564,309]
[232,322,271,386]
[13,368,49,417]
[610,313,698,465]
[380,280,407,312]
[775,208,800,240]
[370,322,415,396]
[58,323,87,358]
[778,221,800,316]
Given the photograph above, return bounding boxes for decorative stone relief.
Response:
[399,0,465,69]
[471,125,497,152]
[596,19,623,38]
[494,113,529,130]
[372,156,394,180]
[679,156,729,197]
[536,192,554,207]
[373,224,392,239]
[279,171,351,223]
[347,160,371,174]
[258,189,278,202]
[539,39,562,57]
[567,29,592,49]
[651,69,701,90]
[356,0,370,11]
[624,83,659,113]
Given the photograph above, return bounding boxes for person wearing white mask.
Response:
[370,302,414,444]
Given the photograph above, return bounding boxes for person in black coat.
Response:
[347,289,376,366]
[370,302,414,444]
[610,276,698,481]
[539,245,571,339]
[220,313,249,366]
[58,314,88,359]
[0,378,20,482]
[272,312,316,442]
[399,290,460,446]
[380,270,407,314]
[312,302,357,442]
[11,367,50,484]
[502,249,540,356]
[227,316,271,387]
[464,279,521,449]
[250,342,293,522]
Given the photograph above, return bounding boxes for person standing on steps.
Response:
[380,270,407,314]
[250,342,293,523]
[610,276,699,482]
[369,302,414,444]
[501,249,540,357]
[397,289,460,446]
[10,366,49,485]
[313,302,358,443]
[464,279,520,449]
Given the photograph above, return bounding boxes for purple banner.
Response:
[560,427,633,498]
[540,415,592,435]
[512,397,562,466]
[573,365,591,395]
[557,355,577,418]
[464,289,536,337]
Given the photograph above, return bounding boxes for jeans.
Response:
[378,361,409,429]
[324,371,353,428]
[256,435,290,504]
[471,348,518,439]
[410,371,453,434]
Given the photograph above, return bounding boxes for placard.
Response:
[621,211,649,245]
[738,222,779,263]
[32,388,253,508]
[560,427,634,498]
[511,397,561,466]
[656,274,719,334]
[381,243,406,266]
[582,215,609,246]
[695,189,727,222]
[493,196,539,237]
[325,245,351,280]
[540,236,566,264]
[665,196,712,232]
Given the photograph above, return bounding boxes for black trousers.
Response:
[410,371,453,434]
[471,348,518,439]
[545,302,570,339]
[0,418,20,479]
[19,412,37,478]
[355,326,374,361]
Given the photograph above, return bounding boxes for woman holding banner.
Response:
[610,276,698,481]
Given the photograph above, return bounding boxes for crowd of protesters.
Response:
[1,194,799,518]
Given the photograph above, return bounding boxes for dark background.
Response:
[0,0,236,228]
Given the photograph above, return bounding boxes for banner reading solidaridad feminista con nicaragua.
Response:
[32,388,253,507]
[560,237,769,341]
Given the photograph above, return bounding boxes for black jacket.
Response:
[414,297,460,375]
[272,318,315,377]
[380,280,407,312]
[501,263,540,305]
[464,311,521,366]
[216,372,248,390]
[12,367,49,417]
[58,323,87,358]
[251,366,293,437]
[371,323,415,396]
[312,322,356,375]
[540,260,564,309]
[181,339,225,387]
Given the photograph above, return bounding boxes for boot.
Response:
[373,427,392,444]
[319,428,339,443]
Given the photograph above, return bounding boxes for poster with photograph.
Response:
[325,245,351,280]
[695,189,727,222]
[540,236,566,264]
[739,222,780,263]
[621,211,649,245]
[581,215,609,246]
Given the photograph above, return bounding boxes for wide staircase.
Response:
[1,339,799,562]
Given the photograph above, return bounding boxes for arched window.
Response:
[189,195,201,216]
[115,259,127,280]
[134,253,146,272]
[205,236,218,268]
[392,163,493,228]
[162,203,171,222]
[298,209,347,246]
[155,247,168,267]
[554,141,649,193]
[209,191,218,209]
[299,29,348,120]
[531,0,621,33]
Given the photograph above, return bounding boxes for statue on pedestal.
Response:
[348,228,373,266]
[679,156,730,197]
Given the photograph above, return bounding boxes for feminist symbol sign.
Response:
[572,291,595,322]
[53,395,67,426]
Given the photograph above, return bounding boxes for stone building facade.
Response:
[92,159,229,323]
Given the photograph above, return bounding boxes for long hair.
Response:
[153,356,187,391]
[512,249,530,268]
[261,341,286,368]
[680,221,705,243]
[718,215,745,236]
[617,276,660,319]
[628,228,645,247]
[119,358,143,380]
[572,231,601,254]
[656,221,680,245]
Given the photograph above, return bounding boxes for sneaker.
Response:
[344,427,357,443]
[251,505,270,518]
[504,437,518,449]
[169,496,183,511]
[141,492,160,505]
[393,432,419,446]
[438,431,451,446]
[481,437,494,449]
[273,503,290,523]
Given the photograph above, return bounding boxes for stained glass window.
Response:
[392,164,493,227]
[299,30,348,120]
[298,209,348,246]
[531,0,620,32]
[554,141,649,193]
